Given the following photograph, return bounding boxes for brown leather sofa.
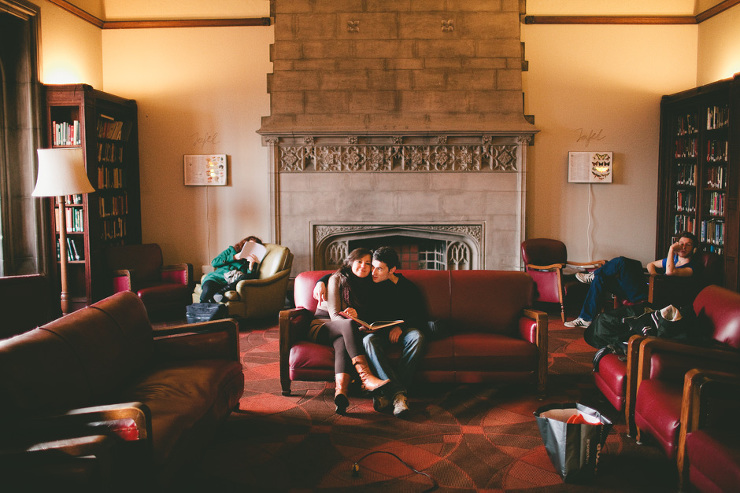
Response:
[280,270,548,396]
[0,291,244,489]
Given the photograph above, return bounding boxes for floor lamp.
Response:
[33,148,95,316]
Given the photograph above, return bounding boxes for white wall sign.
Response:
[568,152,613,183]
[184,154,227,186]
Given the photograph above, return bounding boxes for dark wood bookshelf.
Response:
[44,84,141,310]
[656,73,740,289]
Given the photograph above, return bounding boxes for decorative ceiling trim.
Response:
[524,16,696,25]
[45,0,270,29]
[524,0,740,25]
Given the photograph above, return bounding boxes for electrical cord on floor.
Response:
[351,450,439,492]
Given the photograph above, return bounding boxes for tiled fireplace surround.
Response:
[260,1,537,274]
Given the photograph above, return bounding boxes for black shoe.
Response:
[334,394,349,415]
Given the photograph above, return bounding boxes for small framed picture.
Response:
[184,154,227,186]
[568,152,613,183]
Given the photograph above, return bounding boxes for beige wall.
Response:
[37,1,102,87]
[522,24,697,263]
[697,5,740,85]
[101,26,274,273]
[34,1,740,273]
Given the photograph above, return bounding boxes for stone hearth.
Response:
[259,1,537,274]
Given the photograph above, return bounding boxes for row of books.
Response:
[56,237,83,261]
[66,194,83,205]
[102,217,127,241]
[52,120,81,146]
[707,191,726,216]
[700,219,725,247]
[706,139,729,162]
[97,115,131,141]
[707,105,730,130]
[97,142,125,164]
[675,190,696,212]
[706,165,727,190]
[674,163,696,186]
[55,207,84,233]
[673,137,697,158]
[99,194,128,218]
[676,114,698,136]
[97,166,126,189]
[673,214,695,235]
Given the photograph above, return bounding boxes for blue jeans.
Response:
[363,327,426,398]
[579,256,647,321]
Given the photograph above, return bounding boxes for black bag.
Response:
[186,302,228,324]
[534,403,612,484]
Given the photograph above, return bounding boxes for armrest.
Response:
[566,259,606,268]
[677,369,740,489]
[161,263,192,286]
[9,402,151,446]
[111,269,133,292]
[522,308,548,396]
[525,262,564,272]
[279,307,314,395]
[624,334,647,436]
[153,318,240,362]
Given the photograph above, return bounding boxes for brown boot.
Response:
[351,355,389,393]
[334,373,351,414]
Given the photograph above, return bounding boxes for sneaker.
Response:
[212,293,224,302]
[373,395,391,412]
[564,317,591,328]
[393,393,409,417]
[575,272,594,284]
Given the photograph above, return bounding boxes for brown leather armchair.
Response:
[521,238,605,321]
[104,243,193,321]
[192,243,293,319]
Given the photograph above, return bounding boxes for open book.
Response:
[239,241,267,262]
[339,312,403,332]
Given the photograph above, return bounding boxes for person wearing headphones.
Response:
[564,231,699,328]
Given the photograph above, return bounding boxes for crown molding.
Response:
[524,0,740,25]
[46,0,270,29]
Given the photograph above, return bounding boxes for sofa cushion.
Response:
[451,333,537,371]
[686,428,740,493]
[118,359,244,467]
[449,271,534,334]
[634,379,684,458]
[0,328,92,418]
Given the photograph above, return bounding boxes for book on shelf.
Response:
[339,312,404,332]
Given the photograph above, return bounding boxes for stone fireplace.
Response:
[260,1,537,274]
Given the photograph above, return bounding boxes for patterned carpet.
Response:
[178,311,679,492]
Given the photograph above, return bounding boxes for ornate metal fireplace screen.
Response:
[313,224,483,271]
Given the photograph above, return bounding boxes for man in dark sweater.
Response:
[363,246,428,417]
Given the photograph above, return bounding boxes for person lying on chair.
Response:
[564,231,699,328]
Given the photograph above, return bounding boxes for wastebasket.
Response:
[534,402,612,483]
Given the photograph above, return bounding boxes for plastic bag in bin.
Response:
[534,402,612,483]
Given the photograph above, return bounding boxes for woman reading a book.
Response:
[307,248,389,414]
[199,235,263,303]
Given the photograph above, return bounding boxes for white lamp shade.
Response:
[33,148,95,197]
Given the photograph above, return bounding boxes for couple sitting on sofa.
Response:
[309,246,427,418]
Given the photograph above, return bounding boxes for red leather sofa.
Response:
[0,291,244,489]
[632,285,740,460]
[280,270,548,396]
